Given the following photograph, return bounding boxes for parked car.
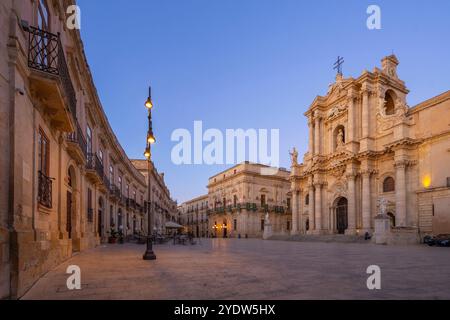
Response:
[424,234,450,247]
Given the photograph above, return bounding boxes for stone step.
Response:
[269,234,369,243]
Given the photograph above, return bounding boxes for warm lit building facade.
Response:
[207,162,291,238]
[179,195,209,237]
[289,55,450,238]
[0,0,174,299]
[131,160,178,234]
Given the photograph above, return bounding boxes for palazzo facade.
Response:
[206,162,291,238]
[289,55,450,237]
[178,194,209,237]
[0,0,176,299]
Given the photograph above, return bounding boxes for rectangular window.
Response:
[261,219,265,231]
[110,205,114,226]
[233,219,237,231]
[118,176,122,192]
[98,149,103,166]
[37,0,49,31]
[261,194,266,207]
[38,128,50,175]
[86,125,93,154]
[38,128,52,208]
[87,188,93,222]
[287,221,290,231]
[109,165,114,184]
[287,198,291,210]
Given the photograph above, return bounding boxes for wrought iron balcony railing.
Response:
[38,171,52,208]
[26,25,77,120]
[109,184,121,199]
[66,121,87,158]
[86,153,104,179]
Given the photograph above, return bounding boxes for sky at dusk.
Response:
[77,0,450,204]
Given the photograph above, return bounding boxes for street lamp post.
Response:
[143,86,156,260]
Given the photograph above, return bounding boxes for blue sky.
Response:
[77,0,450,203]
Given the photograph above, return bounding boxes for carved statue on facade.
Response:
[289,147,298,166]
[336,128,345,147]
[378,198,388,215]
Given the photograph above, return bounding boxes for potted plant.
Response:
[108,227,118,244]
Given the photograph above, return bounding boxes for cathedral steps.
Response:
[268,234,369,243]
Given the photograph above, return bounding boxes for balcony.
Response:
[25,25,77,132]
[66,121,87,165]
[126,198,136,210]
[109,184,121,201]
[85,153,104,185]
[38,171,52,209]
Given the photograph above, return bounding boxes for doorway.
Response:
[66,191,72,239]
[336,197,348,234]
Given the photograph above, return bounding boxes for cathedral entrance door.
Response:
[336,197,348,234]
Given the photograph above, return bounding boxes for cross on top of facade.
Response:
[333,56,344,75]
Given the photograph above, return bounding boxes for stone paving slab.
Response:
[21,239,450,300]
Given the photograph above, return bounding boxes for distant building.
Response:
[178,195,209,237]
[131,160,178,234]
[180,162,291,239]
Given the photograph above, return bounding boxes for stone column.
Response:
[308,184,315,233]
[361,88,370,138]
[395,161,407,227]
[361,170,372,232]
[346,173,356,235]
[291,187,299,235]
[297,189,303,233]
[347,90,356,142]
[314,183,322,233]
[308,119,314,156]
[314,117,321,155]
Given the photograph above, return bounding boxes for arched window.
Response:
[383,177,395,192]
[305,194,309,205]
[385,91,396,115]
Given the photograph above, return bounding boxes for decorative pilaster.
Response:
[395,160,407,227]
[308,183,315,234]
[314,114,321,155]
[361,87,371,138]
[308,119,314,156]
[314,182,323,233]
[361,170,373,232]
[346,172,357,235]
[291,187,299,235]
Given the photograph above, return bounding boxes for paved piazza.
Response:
[22,239,450,300]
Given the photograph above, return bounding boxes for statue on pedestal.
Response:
[289,147,298,166]
[336,128,345,147]
[378,198,388,215]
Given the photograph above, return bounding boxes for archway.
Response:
[335,197,348,234]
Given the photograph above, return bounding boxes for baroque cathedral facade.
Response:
[289,55,450,237]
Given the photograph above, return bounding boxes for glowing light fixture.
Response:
[422,175,431,188]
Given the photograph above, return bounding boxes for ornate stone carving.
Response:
[326,104,347,120]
